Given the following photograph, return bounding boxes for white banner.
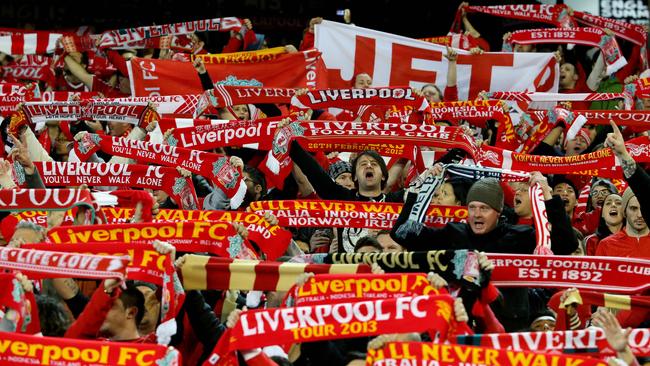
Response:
[315,21,559,100]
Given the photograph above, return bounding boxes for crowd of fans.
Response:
[0,3,649,366]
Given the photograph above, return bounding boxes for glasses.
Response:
[591,189,611,197]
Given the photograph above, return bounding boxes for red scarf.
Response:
[0,188,96,222]
[453,328,650,357]
[47,221,258,259]
[262,122,474,188]
[207,295,458,366]
[454,4,575,30]
[105,95,203,117]
[0,247,129,281]
[429,100,506,127]
[24,242,184,335]
[192,47,287,64]
[158,117,224,132]
[289,273,440,306]
[2,63,55,84]
[573,10,647,46]
[0,332,181,365]
[31,161,199,210]
[194,85,296,115]
[418,33,477,50]
[476,144,622,179]
[506,28,627,74]
[101,208,293,260]
[529,183,552,255]
[97,18,242,49]
[248,200,467,230]
[180,255,371,291]
[0,272,40,334]
[41,91,99,102]
[19,100,160,127]
[0,83,37,117]
[367,342,607,366]
[489,253,650,294]
[74,133,247,208]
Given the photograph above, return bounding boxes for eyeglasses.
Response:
[591,189,611,197]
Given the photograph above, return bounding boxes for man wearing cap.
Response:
[327,160,355,190]
[391,167,577,331]
[599,120,650,259]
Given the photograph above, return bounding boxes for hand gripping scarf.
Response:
[73,133,246,208]
[0,272,40,334]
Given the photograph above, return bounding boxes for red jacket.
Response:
[596,230,650,258]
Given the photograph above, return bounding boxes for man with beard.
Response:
[597,120,650,258]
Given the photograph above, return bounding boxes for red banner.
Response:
[489,254,650,294]
[248,200,467,229]
[453,328,650,356]
[47,221,257,259]
[366,342,607,366]
[0,331,180,365]
[126,50,327,97]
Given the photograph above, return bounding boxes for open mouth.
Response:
[514,197,522,207]
[365,170,375,179]
[473,221,485,229]
[562,199,570,206]
[608,209,619,217]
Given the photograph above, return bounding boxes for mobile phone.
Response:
[336,9,345,16]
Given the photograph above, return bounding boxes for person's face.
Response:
[432,183,459,206]
[107,121,131,137]
[512,182,532,218]
[100,298,132,336]
[137,286,160,335]
[565,136,589,156]
[377,234,404,253]
[356,245,381,254]
[642,97,650,110]
[559,63,578,89]
[584,125,598,141]
[590,185,612,208]
[243,172,262,201]
[530,318,556,332]
[354,73,372,89]
[467,201,500,235]
[553,183,577,214]
[232,104,250,120]
[11,228,44,244]
[354,155,384,190]
[335,172,355,190]
[421,85,441,103]
[626,196,648,232]
[602,194,623,227]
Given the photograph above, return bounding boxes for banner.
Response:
[366,342,607,366]
[489,254,650,294]
[0,331,180,365]
[47,221,257,259]
[208,295,457,365]
[248,200,467,229]
[101,208,292,260]
[454,328,650,356]
[0,247,128,280]
[126,49,327,97]
[291,273,440,306]
[314,20,558,99]
[180,255,371,291]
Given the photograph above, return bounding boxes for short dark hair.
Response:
[244,166,267,193]
[120,285,146,327]
[351,150,389,190]
[354,236,382,252]
[36,295,72,337]
[447,177,474,206]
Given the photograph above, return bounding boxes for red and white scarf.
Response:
[31,161,199,210]
[454,4,576,30]
[166,118,285,150]
[573,10,647,46]
[529,183,552,255]
[506,28,627,74]
[486,91,630,106]
[96,17,242,49]
[454,328,650,357]
[74,133,247,208]
[0,31,63,55]
[290,87,431,114]
[0,246,129,280]
[180,255,371,291]
[248,200,468,230]
[0,188,96,222]
[101,208,292,261]
[2,57,55,84]
[0,83,40,117]
[194,86,296,117]
[489,253,650,294]
[206,295,458,366]
[367,342,607,366]
[191,47,288,64]
[19,100,160,127]
[47,221,258,259]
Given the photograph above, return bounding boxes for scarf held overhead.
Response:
[73,133,247,208]
[18,100,160,127]
[0,188,96,222]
